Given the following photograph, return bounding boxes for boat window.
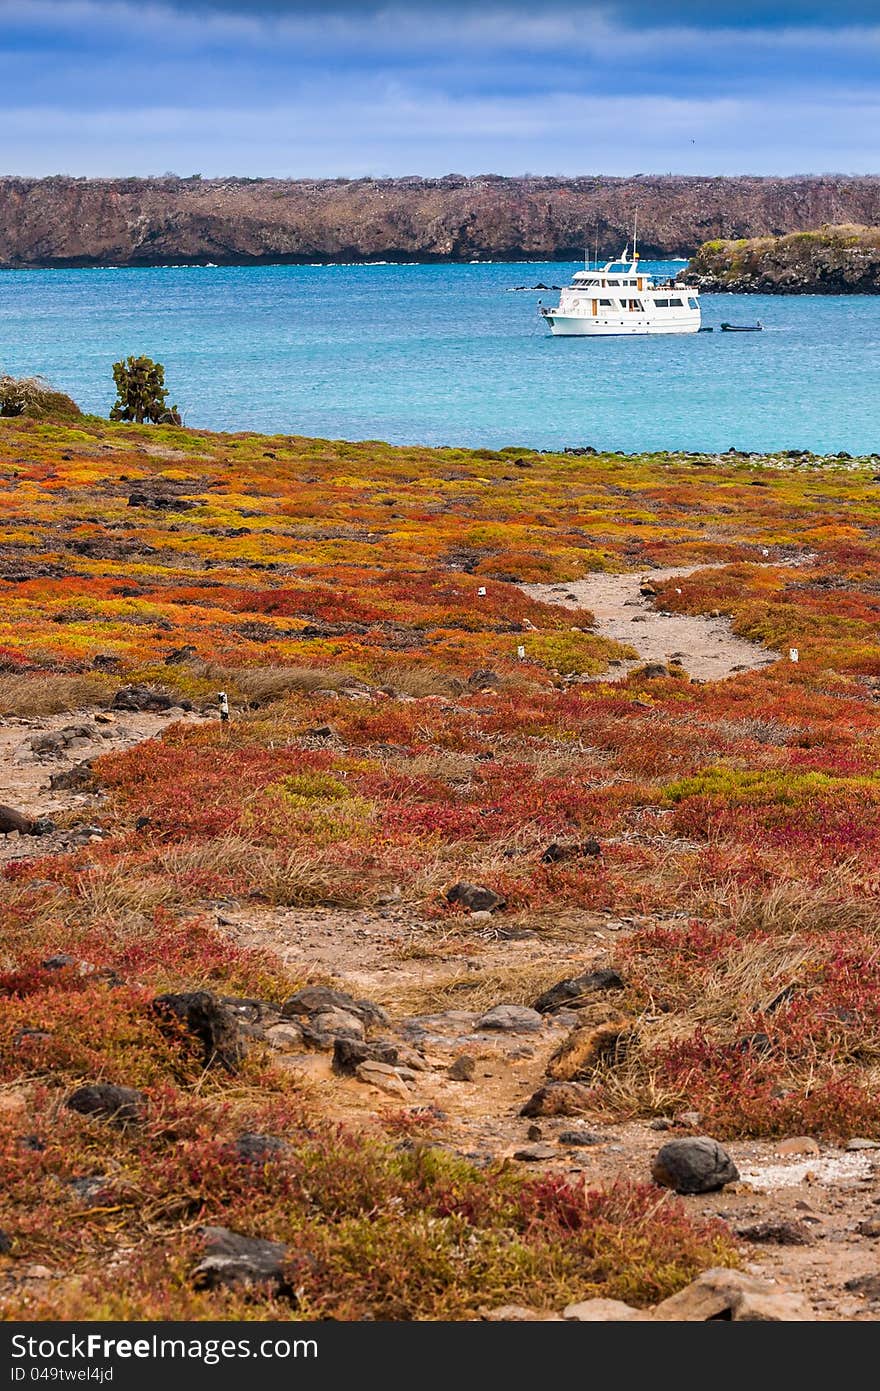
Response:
[654,298,669,308]
[688,297,698,310]
[598,298,613,306]
[669,298,683,307]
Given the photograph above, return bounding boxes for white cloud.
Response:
[3,1,880,174]
[4,88,880,176]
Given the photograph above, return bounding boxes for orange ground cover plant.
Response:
[2,415,879,1316]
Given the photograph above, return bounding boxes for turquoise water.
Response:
[1,260,878,454]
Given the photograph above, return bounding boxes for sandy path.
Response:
[0,707,206,861]
[524,564,782,682]
[2,702,877,1319]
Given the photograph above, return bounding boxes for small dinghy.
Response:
[720,320,764,332]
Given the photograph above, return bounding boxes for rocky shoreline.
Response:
[687,224,880,293]
[4,174,880,268]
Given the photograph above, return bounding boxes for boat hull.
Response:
[543,314,700,337]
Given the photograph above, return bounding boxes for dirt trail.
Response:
[0,706,205,864]
[524,563,787,682]
[4,700,878,1320]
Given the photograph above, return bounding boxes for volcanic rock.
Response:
[534,968,624,1014]
[651,1137,739,1194]
[66,1083,145,1123]
[152,990,244,1071]
[193,1226,291,1294]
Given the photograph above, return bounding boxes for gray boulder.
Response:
[193,1226,291,1294]
[478,1004,543,1033]
[651,1137,739,1194]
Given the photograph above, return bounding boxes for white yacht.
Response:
[539,248,701,336]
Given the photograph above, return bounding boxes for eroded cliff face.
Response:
[687,224,880,293]
[4,175,880,268]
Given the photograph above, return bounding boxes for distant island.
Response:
[688,224,880,293]
[4,174,880,268]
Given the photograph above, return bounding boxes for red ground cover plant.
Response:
[2,415,880,1315]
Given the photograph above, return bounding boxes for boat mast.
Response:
[633,209,638,261]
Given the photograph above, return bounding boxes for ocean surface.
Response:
[2,260,878,454]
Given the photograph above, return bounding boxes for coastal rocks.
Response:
[687,225,880,295]
[651,1137,739,1194]
[481,1305,559,1321]
[534,968,624,1014]
[164,644,197,665]
[444,881,505,913]
[652,1268,814,1321]
[7,176,880,273]
[27,724,101,761]
[558,1128,603,1147]
[66,1083,146,1123]
[152,990,244,1071]
[193,1226,292,1295]
[844,1273,880,1299]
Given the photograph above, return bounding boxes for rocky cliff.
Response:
[687,224,880,293]
[4,175,880,268]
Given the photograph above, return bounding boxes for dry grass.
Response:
[367,662,469,698]
[196,664,354,706]
[0,672,115,716]
[717,877,880,936]
[385,959,576,1017]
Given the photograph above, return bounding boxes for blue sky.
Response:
[3,1,879,177]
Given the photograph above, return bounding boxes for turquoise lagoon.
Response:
[1,260,878,454]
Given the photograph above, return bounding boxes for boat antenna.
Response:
[594,224,599,267]
[633,209,638,261]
